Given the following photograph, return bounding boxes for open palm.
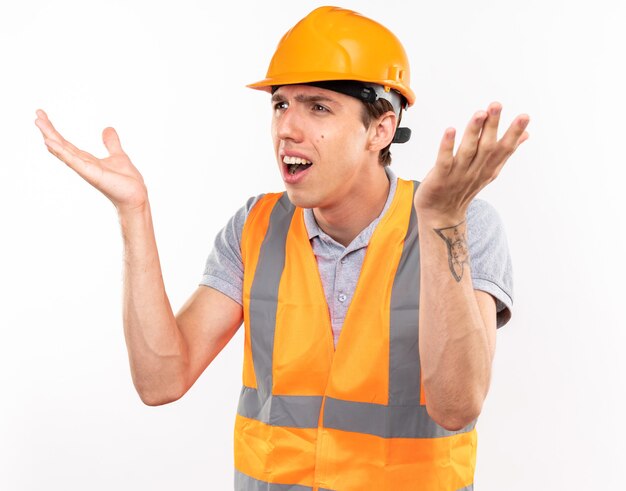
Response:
[34,109,148,214]
[414,102,530,224]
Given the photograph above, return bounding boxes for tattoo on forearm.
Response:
[434,221,469,282]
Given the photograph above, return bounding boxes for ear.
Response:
[367,111,398,152]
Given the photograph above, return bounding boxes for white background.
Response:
[1,0,624,489]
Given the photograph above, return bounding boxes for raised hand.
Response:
[34,109,149,214]
[414,102,530,224]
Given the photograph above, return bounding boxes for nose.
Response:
[274,105,304,143]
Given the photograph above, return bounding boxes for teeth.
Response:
[283,155,312,165]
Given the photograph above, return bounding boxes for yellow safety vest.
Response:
[235,178,477,491]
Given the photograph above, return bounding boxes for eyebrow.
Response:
[271,92,340,105]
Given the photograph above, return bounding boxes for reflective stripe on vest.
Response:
[235,470,474,491]
[236,179,477,491]
[235,469,335,491]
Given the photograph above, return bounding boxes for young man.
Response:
[35,6,529,490]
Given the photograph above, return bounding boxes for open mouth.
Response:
[283,155,313,175]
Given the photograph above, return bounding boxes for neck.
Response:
[313,165,390,247]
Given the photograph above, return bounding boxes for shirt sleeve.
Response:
[198,194,265,305]
[466,198,514,328]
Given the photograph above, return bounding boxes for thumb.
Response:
[102,127,125,156]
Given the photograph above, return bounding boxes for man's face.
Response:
[271,84,372,209]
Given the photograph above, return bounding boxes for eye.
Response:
[312,104,329,112]
[273,101,288,110]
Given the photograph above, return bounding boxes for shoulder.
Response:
[241,193,268,218]
[212,193,268,256]
[228,193,271,235]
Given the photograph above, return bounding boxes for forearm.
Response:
[417,215,491,430]
[119,201,189,405]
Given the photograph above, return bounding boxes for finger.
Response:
[36,119,98,163]
[435,127,456,174]
[34,117,59,142]
[45,138,102,184]
[35,110,102,163]
[44,137,80,166]
[34,110,80,153]
[455,110,488,166]
[102,127,126,156]
[517,130,530,146]
[477,102,502,149]
[488,130,530,180]
[494,115,530,161]
[34,109,62,142]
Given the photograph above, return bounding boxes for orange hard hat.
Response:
[247,6,415,108]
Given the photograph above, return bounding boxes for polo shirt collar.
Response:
[302,166,398,250]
